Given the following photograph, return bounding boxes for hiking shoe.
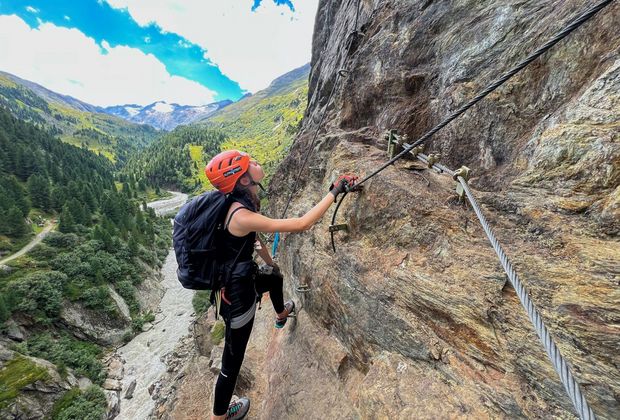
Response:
[275,300,296,329]
[226,397,250,420]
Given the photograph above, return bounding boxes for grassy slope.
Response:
[188,144,211,189]
[196,64,310,188]
[0,73,157,163]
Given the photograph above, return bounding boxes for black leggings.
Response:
[213,270,284,415]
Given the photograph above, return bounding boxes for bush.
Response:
[50,388,81,419]
[44,232,80,249]
[122,331,133,343]
[0,237,11,252]
[131,317,144,332]
[192,290,212,316]
[29,243,58,260]
[115,280,138,314]
[11,271,67,322]
[81,286,115,313]
[15,333,105,384]
[52,386,106,420]
[143,311,155,323]
[0,295,10,323]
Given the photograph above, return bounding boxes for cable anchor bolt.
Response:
[426,153,441,168]
[409,144,425,157]
[296,284,311,293]
[345,184,363,193]
[453,166,472,200]
[338,69,350,78]
[329,223,349,233]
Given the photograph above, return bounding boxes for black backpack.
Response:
[172,191,232,290]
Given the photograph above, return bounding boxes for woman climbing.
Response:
[205,150,357,420]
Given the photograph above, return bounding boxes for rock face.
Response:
[265,0,619,418]
[0,344,80,420]
[58,300,132,346]
[164,1,619,419]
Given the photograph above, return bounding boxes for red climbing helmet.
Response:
[205,150,251,194]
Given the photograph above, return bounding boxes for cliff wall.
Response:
[163,1,619,418]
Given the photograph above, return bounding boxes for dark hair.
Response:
[230,175,260,212]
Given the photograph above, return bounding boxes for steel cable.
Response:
[353,0,614,188]
[458,177,595,420]
[331,0,613,250]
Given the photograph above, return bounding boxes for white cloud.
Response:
[0,15,217,106]
[25,6,39,13]
[105,0,319,92]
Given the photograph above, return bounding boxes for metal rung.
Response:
[296,285,311,293]
[329,223,348,233]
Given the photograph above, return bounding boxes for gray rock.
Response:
[5,320,24,342]
[108,286,131,322]
[107,358,124,380]
[209,346,224,375]
[103,379,122,391]
[59,301,131,346]
[209,359,222,375]
[78,377,93,391]
[124,379,137,399]
[105,390,120,420]
[259,0,620,418]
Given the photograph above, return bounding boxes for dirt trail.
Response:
[0,222,55,265]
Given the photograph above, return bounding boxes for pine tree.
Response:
[50,185,66,212]
[69,198,88,226]
[122,182,131,197]
[102,194,122,225]
[27,174,51,210]
[128,234,139,257]
[95,269,104,285]
[6,206,29,237]
[58,205,75,233]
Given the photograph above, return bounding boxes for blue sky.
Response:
[0,0,318,106]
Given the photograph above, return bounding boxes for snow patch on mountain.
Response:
[125,106,141,117]
[152,102,175,114]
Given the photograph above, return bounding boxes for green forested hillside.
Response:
[198,63,309,183]
[0,72,158,165]
[0,106,170,417]
[126,64,310,193]
[122,125,227,192]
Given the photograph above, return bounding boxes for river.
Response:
[117,192,192,420]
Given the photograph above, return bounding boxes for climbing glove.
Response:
[329,174,359,201]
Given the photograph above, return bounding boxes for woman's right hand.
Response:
[329,174,359,201]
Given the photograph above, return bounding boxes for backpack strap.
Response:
[225,204,250,231]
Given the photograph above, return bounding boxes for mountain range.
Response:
[0,71,157,164]
[0,63,309,175]
[123,63,310,192]
[103,99,233,131]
